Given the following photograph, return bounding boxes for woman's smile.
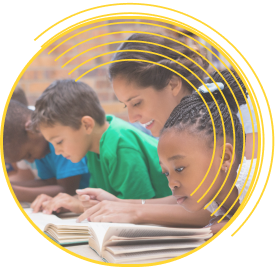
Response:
[141,119,155,130]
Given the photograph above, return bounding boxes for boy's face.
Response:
[39,122,90,163]
[5,131,49,163]
[158,129,225,213]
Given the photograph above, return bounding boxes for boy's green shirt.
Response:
[86,115,171,199]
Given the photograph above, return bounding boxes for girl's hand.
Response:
[76,188,119,210]
[205,216,229,236]
[40,193,84,214]
[76,201,140,223]
[31,194,53,213]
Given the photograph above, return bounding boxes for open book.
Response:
[87,223,211,263]
[24,208,211,263]
[24,208,89,245]
[44,221,90,245]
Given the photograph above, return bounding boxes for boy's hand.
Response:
[41,193,84,214]
[31,194,53,213]
[76,188,119,210]
[76,201,139,223]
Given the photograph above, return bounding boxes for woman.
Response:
[74,33,257,227]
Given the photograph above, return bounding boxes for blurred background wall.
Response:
[16,19,230,121]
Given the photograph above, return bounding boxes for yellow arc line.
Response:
[63,35,252,218]
[13,1,271,244]
[57,31,250,209]
[71,49,243,203]
[49,20,204,56]
[54,28,202,62]
[230,99,270,232]
[76,57,230,201]
[59,26,255,211]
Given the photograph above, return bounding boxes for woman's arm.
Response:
[76,188,177,208]
[77,200,212,227]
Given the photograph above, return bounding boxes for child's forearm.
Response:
[12,185,65,203]
[8,168,35,183]
[10,178,56,188]
[56,175,81,196]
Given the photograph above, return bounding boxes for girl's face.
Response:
[112,76,184,137]
[158,129,226,213]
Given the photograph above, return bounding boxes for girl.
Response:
[76,33,255,227]
[39,33,254,229]
[158,71,256,233]
[78,68,255,232]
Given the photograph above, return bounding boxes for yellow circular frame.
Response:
[0,2,275,266]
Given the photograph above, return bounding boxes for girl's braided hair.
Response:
[161,69,248,161]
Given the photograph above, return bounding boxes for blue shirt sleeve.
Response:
[5,163,15,173]
[35,143,90,189]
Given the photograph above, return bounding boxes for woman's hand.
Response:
[76,188,120,210]
[76,201,140,223]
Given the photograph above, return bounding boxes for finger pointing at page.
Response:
[76,188,119,202]
[76,202,103,222]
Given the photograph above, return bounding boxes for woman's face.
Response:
[112,75,184,137]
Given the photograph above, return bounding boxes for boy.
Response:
[11,86,28,106]
[7,86,37,182]
[3,100,90,202]
[30,79,171,214]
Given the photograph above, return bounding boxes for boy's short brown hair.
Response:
[31,79,106,130]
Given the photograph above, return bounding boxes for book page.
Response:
[45,220,89,230]
[103,248,192,263]
[103,225,211,245]
[87,222,210,255]
[43,220,89,244]
[108,233,212,242]
[104,237,205,247]
[24,208,63,230]
[24,208,90,244]
[46,228,89,240]
[106,240,204,254]
[87,222,138,254]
